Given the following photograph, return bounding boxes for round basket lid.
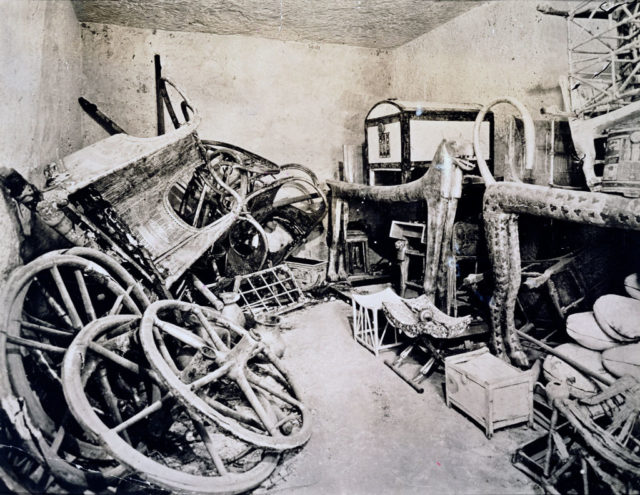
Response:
[593,294,640,341]
[624,273,640,300]
[542,343,613,399]
[566,311,619,351]
[602,342,640,380]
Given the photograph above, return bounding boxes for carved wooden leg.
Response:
[505,214,529,367]
[395,240,409,297]
[484,210,510,361]
[423,195,447,303]
[337,198,349,280]
[327,194,341,282]
[438,198,458,313]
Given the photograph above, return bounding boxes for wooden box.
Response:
[444,348,533,438]
[285,256,328,291]
[508,117,584,187]
[364,100,494,185]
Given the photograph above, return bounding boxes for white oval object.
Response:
[566,312,619,351]
[624,273,640,300]
[543,343,614,399]
[602,342,640,380]
[593,294,640,342]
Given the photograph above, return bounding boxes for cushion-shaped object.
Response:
[593,294,640,342]
[624,273,640,300]
[543,343,614,399]
[566,312,619,351]
[602,342,640,380]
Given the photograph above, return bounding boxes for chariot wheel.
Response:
[226,214,270,274]
[201,140,281,178]
[249,162,318,192]
[62,315,279,494]
[62,247,152,306]
[139,300,312,451]
[0,252,147,488]
[207,148,248,193]
[268,175,326,216]
[278,163,320,186]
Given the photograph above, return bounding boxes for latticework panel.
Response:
[567,1,640,117]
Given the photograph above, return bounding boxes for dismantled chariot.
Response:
[0,76,325,493]
[3,5,640,489]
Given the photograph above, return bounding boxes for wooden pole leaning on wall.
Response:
[78,97,127,136]
[154,54,165,136]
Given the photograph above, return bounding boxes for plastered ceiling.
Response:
[72,0,488,49]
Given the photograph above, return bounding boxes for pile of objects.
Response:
[0,248,312,494]
[0,75,322,494]
[514,272,640,494]
[543,272,640,398]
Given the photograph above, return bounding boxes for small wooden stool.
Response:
[351,288,403,356]
[346,229,370,274]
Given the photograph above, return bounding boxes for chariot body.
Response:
[0,77,322,494]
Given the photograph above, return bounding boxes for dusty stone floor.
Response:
[257,300,541,495]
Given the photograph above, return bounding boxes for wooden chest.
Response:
[364,100,494,185]
[444,348,533,438]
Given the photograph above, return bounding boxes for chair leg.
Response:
[389,344,414,368]
[384,344,432,394]
[413,356,436,384]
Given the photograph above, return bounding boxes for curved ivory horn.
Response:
[473,97,536,185]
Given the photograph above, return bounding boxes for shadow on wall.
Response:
[0,0,83,279]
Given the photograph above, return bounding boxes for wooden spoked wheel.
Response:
[177,156,251,230]
[139,300,312,451]
[0,252,147,489]
[226,215,270,274]
[263,175,326,221]
[62,247,152,305]
[202,141,281,178]
[62,315,279,494]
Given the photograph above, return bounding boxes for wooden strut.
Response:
[516,330,614,387]
[78,97,126,136]
[550,376,640,491]
[154,54,165,136]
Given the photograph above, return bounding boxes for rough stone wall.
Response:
[80,23,391,182]
[0,0,82,278]
[6,3,574,267]
[388,0,570,181]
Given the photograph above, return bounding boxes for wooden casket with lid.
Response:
[364,100,494,185]
[445,347,533,438]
